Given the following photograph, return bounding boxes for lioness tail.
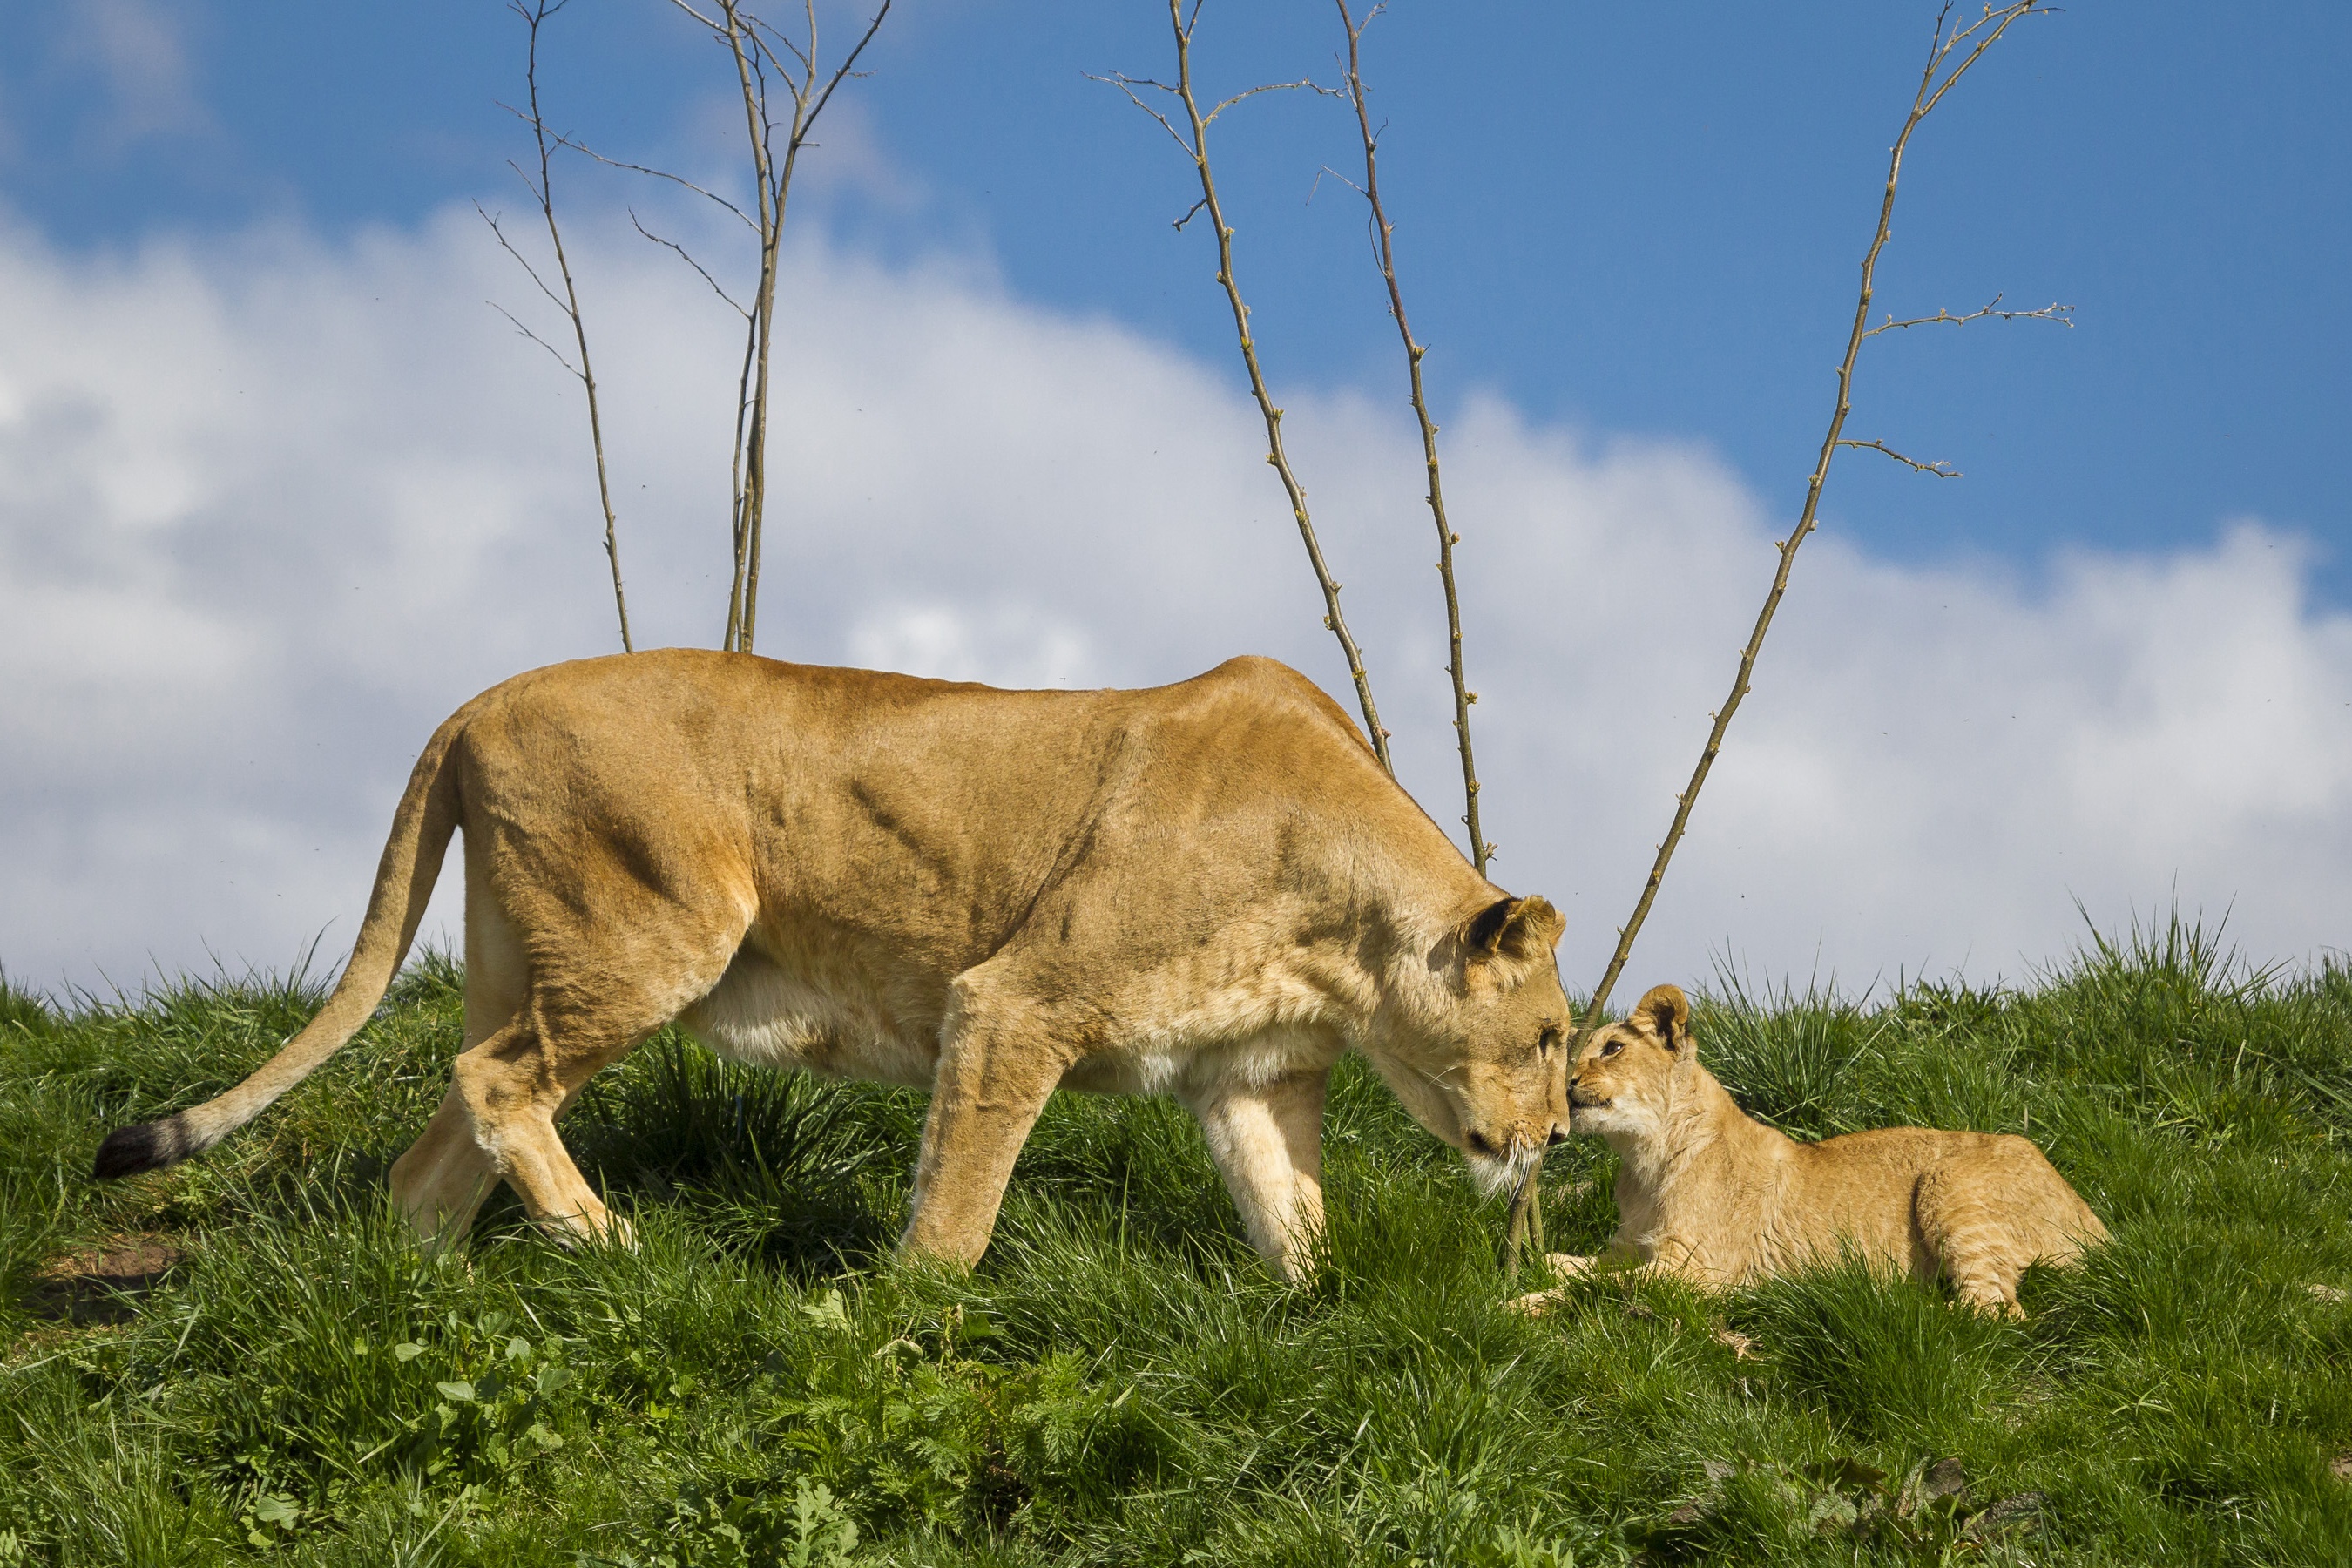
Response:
[91,713,467,1179]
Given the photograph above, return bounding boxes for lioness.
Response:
[94,652,1573,1280]
[1513,984,2105,1316]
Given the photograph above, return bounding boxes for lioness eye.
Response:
[1538,1026,1561,1059]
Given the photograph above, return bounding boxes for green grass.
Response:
[4,916,2352,1565]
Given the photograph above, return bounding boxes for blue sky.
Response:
[7,0,2347,598]
[3,2,2348,991]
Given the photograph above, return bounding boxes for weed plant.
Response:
[3,916,2350,1564]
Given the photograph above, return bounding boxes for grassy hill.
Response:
[4,921,2351,1565]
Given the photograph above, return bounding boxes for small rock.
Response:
[1923,1456,1969,1501]
[2306,1282,2348,1304]
[2330,1453,2352,1484]
[1962,1490,2047,1540]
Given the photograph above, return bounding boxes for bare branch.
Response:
[544,128,760,231]
[717,0,777,653]
[799,0,893,133]
[1204,78,1333,127]
[488,1,633,653]
[1103,1,1395,774]
[697,0,894,653]
[1307,163,1368,206]
[1085,71,1196,156]
[759,11,818,83]
[1838,437,1960,477]
[1335,0,1485,866]
[1865,293,2074,337]
[484,299,579,376]
[477,201,576,321]
[1504,0,2056,1272]
[630,210,749,317]
[1171,196,1208,232]
[494,87,764,232]
[1578,0,2050,1031]
[666,0,725,30]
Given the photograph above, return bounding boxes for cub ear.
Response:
[1463,896,1566,968]
[1632,983,1692,1052]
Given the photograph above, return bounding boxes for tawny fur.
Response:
[1512,984,2106,1317]
[93,652,1575,1281]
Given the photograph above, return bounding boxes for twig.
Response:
[487,0,633,653]
[1335,0,1488,871]
[716,0,777,654]
[668,0,893,655]
[1095,5,1394,774]
[1837,437,1959,477]
[1864,293,2072,336]
[483,292,577,375]
[1505,0,2056,1273]
[629,211,748,317]
[544,129,760,231]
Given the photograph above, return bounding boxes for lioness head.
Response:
[1370,894,1573,1197]
[1566,983,1697,1146]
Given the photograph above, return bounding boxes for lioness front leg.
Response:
[901,980,1073,1269]
[1181,1068,1328,1283]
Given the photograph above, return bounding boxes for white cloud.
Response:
[1,202,2345,998]
[52,0,213,152]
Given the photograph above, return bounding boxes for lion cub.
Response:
[1514,984,2105,1317]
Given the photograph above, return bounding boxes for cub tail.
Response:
[91,713,467,1179]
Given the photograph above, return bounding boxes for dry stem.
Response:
[487,0,633,653]
[1839,437,1960,477]
[1096,3,1395,774]
[1336,0,1489,870]
[1865,292,2072,336]
[1507,0,2063,1271]
[655,0,892,654]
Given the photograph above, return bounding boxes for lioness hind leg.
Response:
[449,1010,654,1247]
[444,949,736,1247]
[1180,1068,1328,1283]
[1916,1164,2037,1319]
[389,1087,500,1247]
[389,867,524,1247]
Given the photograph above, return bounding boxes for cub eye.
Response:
[1599,1040,1624,1058]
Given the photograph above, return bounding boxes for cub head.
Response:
[1566,983,1697,1147]
[1373,894,1572,1198]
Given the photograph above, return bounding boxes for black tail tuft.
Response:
[91,1119,183,1180]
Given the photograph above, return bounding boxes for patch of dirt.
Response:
[2330,1453,2352,1484]
[25,1236,189,1324]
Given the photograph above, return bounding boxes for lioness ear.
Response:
[1463,896,1566,968]
[1634,984,1691,1052]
